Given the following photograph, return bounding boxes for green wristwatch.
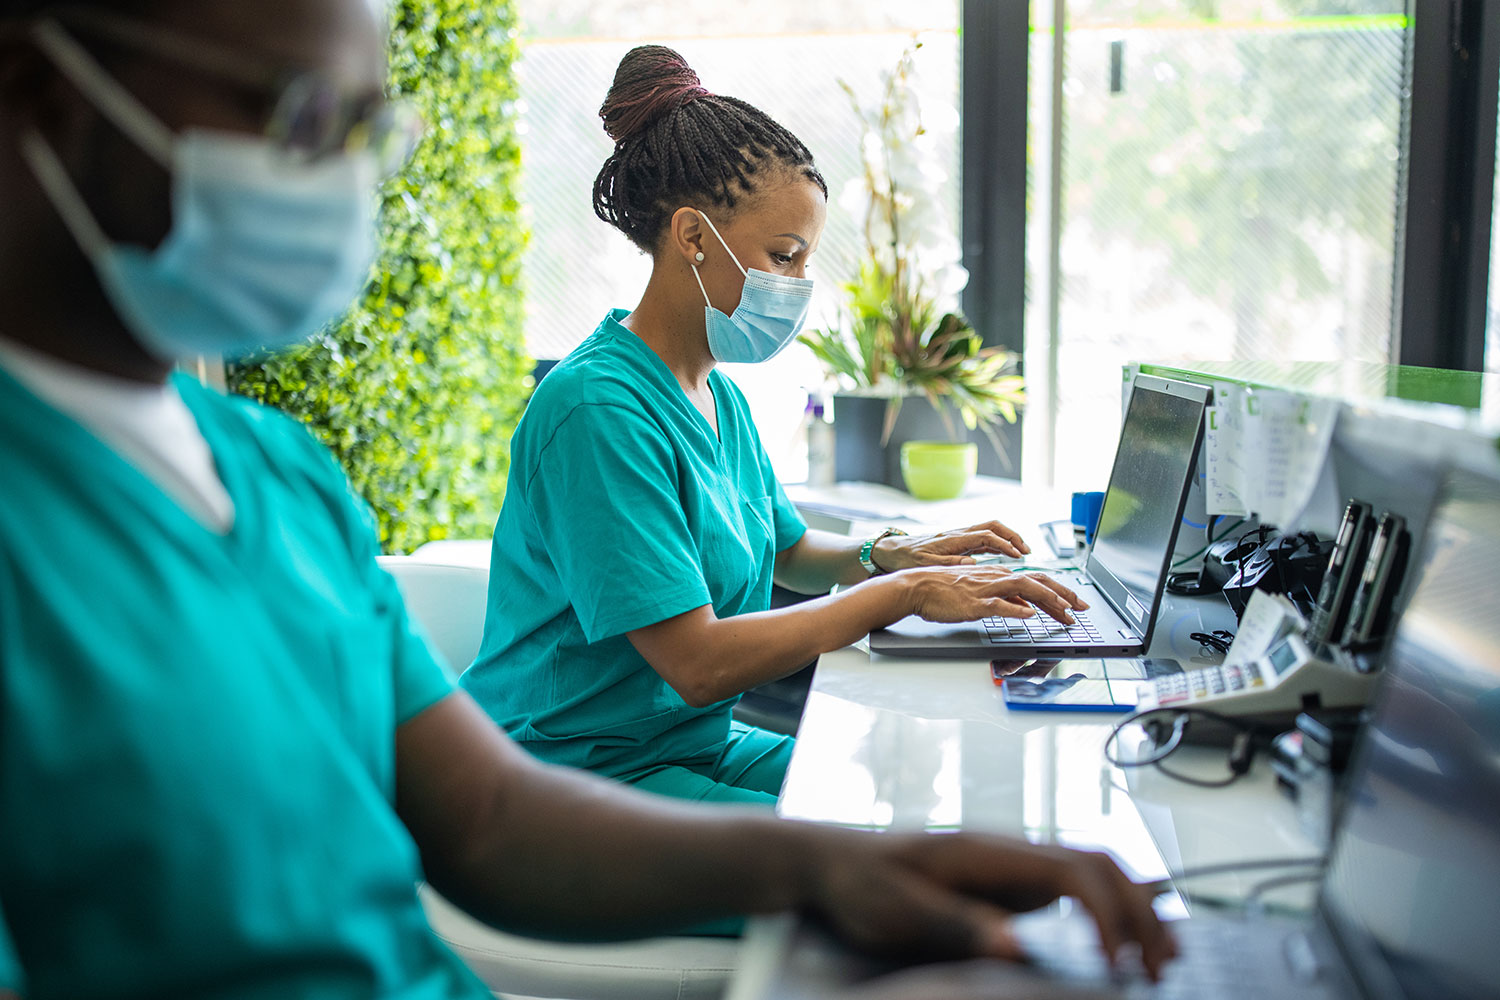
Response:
[859,527,908,575]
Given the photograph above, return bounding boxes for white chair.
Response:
[377,556,491,675]
[411,538,494,569]
[377,553,742,1000]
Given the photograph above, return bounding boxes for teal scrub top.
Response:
[0,368,487,1000]
[461,310,806,777]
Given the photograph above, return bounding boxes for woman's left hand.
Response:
[872,521,1031,573]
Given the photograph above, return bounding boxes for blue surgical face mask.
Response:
[21,21,378,362]
[690,211,813,365]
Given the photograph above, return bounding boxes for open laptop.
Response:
[869,374,1211,658]
[730,464,1500,1000]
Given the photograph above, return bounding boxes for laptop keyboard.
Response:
[1013,914,1333,1000]
[983,608,1103,645]
[1034,923,1263,998]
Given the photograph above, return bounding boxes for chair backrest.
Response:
[376,556,490,676]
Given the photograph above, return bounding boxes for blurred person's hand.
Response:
[803,831,1176,981]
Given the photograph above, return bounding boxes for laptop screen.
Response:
[1320,466,1500,999]
[1084,377,1209,632]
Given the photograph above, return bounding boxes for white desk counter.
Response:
[777,476,1311,903]
[778,647,1320,909]
[735,639,1325,1000]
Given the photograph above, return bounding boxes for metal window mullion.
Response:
[1460,0,1500,370]
[1041,0,1065,490]
[1397,0,1500,371]
[960,0,1033,471]
[960,1,1029,352]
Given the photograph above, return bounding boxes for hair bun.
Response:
[598,44,710,143]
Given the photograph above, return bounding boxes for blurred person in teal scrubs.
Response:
[0,1,1169,995]
[461,45,1088,807]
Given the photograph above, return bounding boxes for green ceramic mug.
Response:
[900,440,978,500]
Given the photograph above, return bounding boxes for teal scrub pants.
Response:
[617,721,793,807]
[616,721,793,937]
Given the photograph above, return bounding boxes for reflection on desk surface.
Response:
[989,657,1184,682]
[991,658,1177,714]
[781,649,1318,910]
[776,685,1172,890]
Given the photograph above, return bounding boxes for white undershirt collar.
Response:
[0,337,235,533]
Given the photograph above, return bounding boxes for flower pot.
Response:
[900,441,978,500]
[831,394,1021,487]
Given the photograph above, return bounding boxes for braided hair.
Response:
[593,44,827,253]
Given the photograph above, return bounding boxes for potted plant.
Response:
[801,42,1024,491]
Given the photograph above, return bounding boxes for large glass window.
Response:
[515,2,959,479]
[1028,2,1409,491]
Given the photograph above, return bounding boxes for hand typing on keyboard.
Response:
[867,519,1032,572]
[984,608,1102,644]
[898,565,1089,626]
[806,837,1177,994]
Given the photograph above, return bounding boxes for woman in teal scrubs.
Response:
[461,46,1087,807]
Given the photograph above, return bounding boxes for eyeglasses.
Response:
[36,6,424,176]
[269,73,424,176]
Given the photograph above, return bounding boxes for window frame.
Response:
[1396,0,1499,372]
[959,0,1030,353]
[959,0,1500,386]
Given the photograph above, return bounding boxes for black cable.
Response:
[1154,729,1255,787]
[1166,519,1251,594]
[1189,629,1234,654]
[1199,524,1269,602]
[1273,533,1293,600]
[1105,707,1279,789]
[1237,523,1273,556]
[1155,763,1240,788]
[1105,710,1189,767]
[1256,529,1322,603]
[1166,570,1208,595]
[1170,515,1247,569]
[1273,532,1319,611]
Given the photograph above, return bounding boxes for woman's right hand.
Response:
[896,566,1088,625]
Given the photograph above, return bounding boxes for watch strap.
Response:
[859,527,909,575]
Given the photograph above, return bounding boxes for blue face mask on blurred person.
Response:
[21,20,378,361]
[690,211,813,365]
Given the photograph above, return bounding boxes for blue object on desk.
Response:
[1071,490,1105,545]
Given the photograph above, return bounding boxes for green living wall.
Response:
[228,0,530,554]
